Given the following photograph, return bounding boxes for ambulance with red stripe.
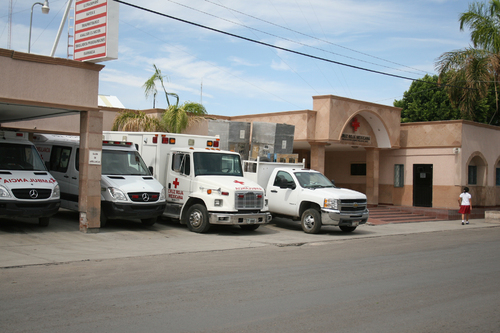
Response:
[102,131,271,233]
[33,134,166,227]
[0,131,60,226]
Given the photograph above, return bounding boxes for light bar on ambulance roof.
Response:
[206,139,220,148]
[102,140,133,146]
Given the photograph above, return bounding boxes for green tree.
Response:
[435,0,500,124]
[112,110,165,131]
[394,75,461,122]
[162,101,208,133]
[143,64,179,108]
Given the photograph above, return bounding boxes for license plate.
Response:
[247,218,256,224]
[351,221,359,227]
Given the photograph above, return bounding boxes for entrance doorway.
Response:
[413,164,433,207]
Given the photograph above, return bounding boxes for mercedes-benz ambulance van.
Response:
[0,130,60,226]
[33,134,166,227]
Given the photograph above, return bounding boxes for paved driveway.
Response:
[1,209,498,268]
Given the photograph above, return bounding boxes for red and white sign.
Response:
[74,0,119,63]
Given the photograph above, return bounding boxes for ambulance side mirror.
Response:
[148,166,153,174]
[45,161,50,171]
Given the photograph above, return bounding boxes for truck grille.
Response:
[127,192,160,202]
[340,199,367,212]
[12,188,52,200]
[235,191,264,210]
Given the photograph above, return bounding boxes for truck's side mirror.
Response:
[148,166,154,174]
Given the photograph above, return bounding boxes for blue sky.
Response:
[2,0,473,116]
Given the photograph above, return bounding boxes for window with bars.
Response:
[468,165,477,185]
[394,164,404,187]
[350,163,366,176]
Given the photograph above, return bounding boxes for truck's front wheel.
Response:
[186,204,211,233]
[301,208,322,234]
[339,226,357,232]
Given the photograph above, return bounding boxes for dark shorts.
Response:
[459,205,471,214]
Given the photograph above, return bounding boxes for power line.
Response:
[202,0,432,76]
[164,0,425,77]
[114,0,420,83]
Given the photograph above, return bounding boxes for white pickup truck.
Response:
[243,159,369,233]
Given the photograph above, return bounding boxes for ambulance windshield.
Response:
[101,150,151,176]
[0,143,46,171]
[194,152,243,176]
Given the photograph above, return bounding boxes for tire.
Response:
[100,210,108,228]
[186,204,211,233]
[141,217,157,227]
[301,208,322,234]
[240,224,260,231]
[39,217,49,227]
[339,226,357,232]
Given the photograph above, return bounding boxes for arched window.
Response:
[467,153,487,186]
[496,157,500,186]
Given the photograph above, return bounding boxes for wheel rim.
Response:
[303,213,315,230]
[189,210,203,227]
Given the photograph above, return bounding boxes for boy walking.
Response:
[458,187,472,225]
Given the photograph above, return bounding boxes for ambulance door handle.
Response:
[63,175,69,178]
[72,177,77,180]
[270,190,277,193]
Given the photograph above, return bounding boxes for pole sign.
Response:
[74,0,119,63]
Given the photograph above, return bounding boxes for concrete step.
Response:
[368,206,438,225]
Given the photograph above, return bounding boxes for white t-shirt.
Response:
[460,192,471,205]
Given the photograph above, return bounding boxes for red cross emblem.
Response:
[234,180,245,185]
[173,178,180,188]
[351,117,360,132]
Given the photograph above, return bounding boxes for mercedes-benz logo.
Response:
[29,189,39,199]
[142,193,150,202]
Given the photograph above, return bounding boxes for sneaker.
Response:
[466,221,469,225]
[462,222,464,225]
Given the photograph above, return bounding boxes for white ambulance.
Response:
[33,134,166,227]
[0,130,60,226]
[102,131,271,233]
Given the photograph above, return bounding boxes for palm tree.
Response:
[436,0,500,123]
[142,64,179,108]
[162,101,208,133]
[112,110,165,131]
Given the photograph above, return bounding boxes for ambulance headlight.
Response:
[0,185,11,198]
[51,184,60,199]
[160,187,166,201]
[214,199,223,207]
[108,187,128,201]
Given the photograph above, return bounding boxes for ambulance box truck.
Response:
[0,130,60,226]
[33,134,166,227]
[102,131,271,233]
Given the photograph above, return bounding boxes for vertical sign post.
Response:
[74,0,119,63]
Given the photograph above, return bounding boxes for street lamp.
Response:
[28,1,50,53]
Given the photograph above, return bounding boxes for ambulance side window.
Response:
[75,149,79,171]
[172,153,190,176]
[50,146,72,173]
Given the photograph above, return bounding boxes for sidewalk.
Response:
[1,210,499,269]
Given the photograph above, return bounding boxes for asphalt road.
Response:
[1,213,499,333]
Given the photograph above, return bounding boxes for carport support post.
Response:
[366,148,380,206]
[78,111,103,233]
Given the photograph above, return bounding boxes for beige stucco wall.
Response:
[0,50,102,109]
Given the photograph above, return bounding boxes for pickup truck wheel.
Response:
[39,217,49,227]
[301,208,322,234]
[240,224,260,231]
[141,217,157,226]
[339,226,357,232]
[186,204,211,233]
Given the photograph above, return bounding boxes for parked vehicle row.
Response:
[1,130,369,233]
